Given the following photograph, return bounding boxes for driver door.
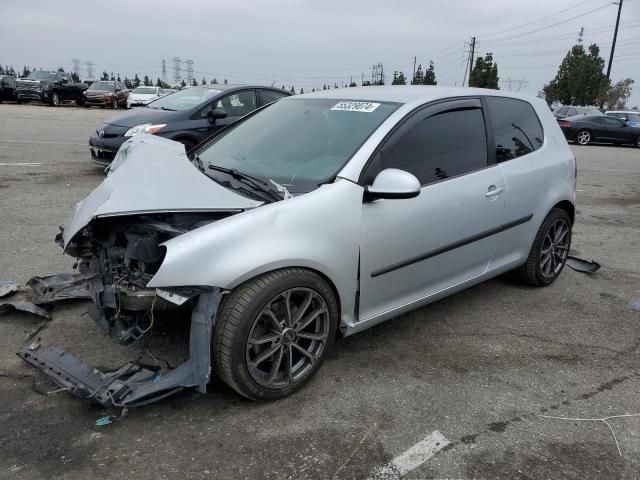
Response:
[358,99,506,323]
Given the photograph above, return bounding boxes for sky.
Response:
[1,0,639,106]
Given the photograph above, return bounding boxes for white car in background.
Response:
[127,86,165,108]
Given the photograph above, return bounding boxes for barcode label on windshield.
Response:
[331,101,380,113]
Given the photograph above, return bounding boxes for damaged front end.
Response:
[16,135,263,406]
[19,212,232,406]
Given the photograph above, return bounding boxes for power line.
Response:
[478,0,597,38]
[478,3,613,43]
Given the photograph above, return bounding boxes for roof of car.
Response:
[294,85,540,106]
[606,110,638,114]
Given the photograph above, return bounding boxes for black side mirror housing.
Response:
[208,108,228,123]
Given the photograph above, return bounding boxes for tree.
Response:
[391,71,407,85]
[299,87,304,94]
[362,80,372,86]
[57,67,65,72]
[224,78,228,84]
[349,80,357,87]
[202,76,206,85]
[423,61,437,85]
[180,79,186,88]
[143,75,151,86]
[101,71,109,81]
[322,84,327,90]
[117,73,121,82]
[597,78,634,110]
[211,78,218,84]
[133,74,141,88]
[71,72,80,82]
[469,53,499,89]
[156,78,162,87]
[542,44,607,106]
[22,66,31,78]
[290,86,295,93]
[412,64,424,85]
[123,77,133,89]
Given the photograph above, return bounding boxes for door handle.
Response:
[486,185,503,197]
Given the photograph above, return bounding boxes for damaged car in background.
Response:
[18,87,577,406]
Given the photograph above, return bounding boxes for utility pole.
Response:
[412,56,417,84]
[606,0,623,80]
[468,36,476,87]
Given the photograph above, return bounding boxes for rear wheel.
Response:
[516,208,572,287]
[576,129,591,145]
[112,98,118,109]
[213,268,339,401]
[635,136,640,149]
[50,92,59,107]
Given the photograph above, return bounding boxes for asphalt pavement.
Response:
[1,103,639,479]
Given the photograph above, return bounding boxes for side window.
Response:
[486,97,544,163]
[602,117,624,127]
[557,107,568,115]
[260,89,288,105]
[381,107,488,185]
[214,90,257,117]
[567,108,577,116]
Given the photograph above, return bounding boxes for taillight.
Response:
[558,120,570,127]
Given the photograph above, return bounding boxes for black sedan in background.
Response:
[89,84,290,167]
[558,115,640,148]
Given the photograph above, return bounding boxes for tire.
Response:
[176,138,196,152]
[635,136,640,149]
[516,208,572,287]
[112,98,118,109]
[576,129,591,146]
[213,268,339,401]
[50,92,59,107]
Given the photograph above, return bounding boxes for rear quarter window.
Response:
[486,97,544,162]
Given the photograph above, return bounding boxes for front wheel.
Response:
[635,136,640,149]
[576,129,591,146]
[516,209,572,287]
[112,98,118,109]
[50,92,59,107]
[213,268,339,401]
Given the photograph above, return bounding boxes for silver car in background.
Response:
[23,87,576,404]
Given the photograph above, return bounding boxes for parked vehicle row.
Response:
[89,84,291,167]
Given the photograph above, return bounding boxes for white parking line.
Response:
[368,431,450,479]
[0,162,42,166]
[0,139,85,146]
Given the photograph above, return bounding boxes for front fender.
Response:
[148,179,364,327]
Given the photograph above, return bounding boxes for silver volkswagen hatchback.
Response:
[26,87,576,404]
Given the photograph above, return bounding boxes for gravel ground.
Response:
[0,103,639,479]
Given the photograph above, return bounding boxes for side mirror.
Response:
[365,168,421,201]
[207,108,228,123]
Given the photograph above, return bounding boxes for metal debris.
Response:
[0,273,96,319]
[565,256,601,274]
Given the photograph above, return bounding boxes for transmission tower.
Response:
[185,59,194,84]
[71,58,80,76]
[172,57,182,83]
[161,59,167,83]
[84,61,94,79]
[371,62,384,85]
[503,78,529,92]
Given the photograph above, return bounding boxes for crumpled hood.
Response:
[63,135,263,248]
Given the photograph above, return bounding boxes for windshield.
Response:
[27,71,57,81]
[148,86,221,111]
[577,107,602,115]
[89,81,115,91]
[196,98,400,193]
[133,87,157,94]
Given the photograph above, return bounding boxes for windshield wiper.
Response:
[206,162,283,202]
[160,106,176,111]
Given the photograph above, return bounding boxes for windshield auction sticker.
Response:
[331,101,380,113]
